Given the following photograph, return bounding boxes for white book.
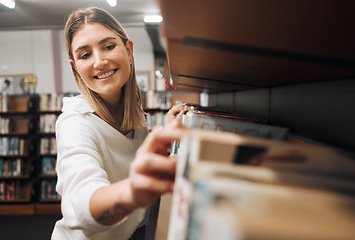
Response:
[188,175,355,240]
[167,129,355,240]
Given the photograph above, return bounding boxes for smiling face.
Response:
[70,22,133,107]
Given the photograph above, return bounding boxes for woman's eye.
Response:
[80,53,91,59]
[105,45,116,50]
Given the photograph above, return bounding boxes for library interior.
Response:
[0,0,354,239]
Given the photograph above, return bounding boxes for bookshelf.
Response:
[0,95,38,206]
[0,93,72,215]
[156,1,355,239]
[35,93,76,205]
[144,108,169,131]
[37,110,60,203]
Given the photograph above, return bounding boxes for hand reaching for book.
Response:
[128,120,186,208]
[167,103,188,124]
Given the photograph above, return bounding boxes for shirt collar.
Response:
[61,95,95,114]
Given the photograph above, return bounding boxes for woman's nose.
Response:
[93,52,108,69]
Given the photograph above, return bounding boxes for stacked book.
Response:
[171,105,289,155]
[167,130,355,240]
[0,158,24,176]
[0,137,27,155]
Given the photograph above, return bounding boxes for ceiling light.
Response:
[106,0,117,7]
[0,0,15,9]
[144,15,163,23]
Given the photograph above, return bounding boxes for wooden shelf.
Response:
[0,111,32,115]
[0,203,61,215]
[158,0,355,93]
[0,204,35,215]
[0,175,31,180]
[35,203,61,215]
[38,174,57,179]
[38,132,56,136]
[38,199,61,204]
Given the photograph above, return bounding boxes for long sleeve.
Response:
[55,112,113,237]
[52,97,148,240]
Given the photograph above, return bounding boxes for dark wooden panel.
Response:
[270,78,355,152]
[172,75,255,93]
[234,88,271,121]
[215,92,235,113]
[159,0,355,92]
[167,40,355,91]
[159,0,355,60]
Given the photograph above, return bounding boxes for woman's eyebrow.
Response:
[75,45,89,53]
[74,37,117,53]
[99,37,116,45]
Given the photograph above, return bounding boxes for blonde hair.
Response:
[64,7,145,132]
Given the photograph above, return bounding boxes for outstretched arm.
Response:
[90,120,186,225]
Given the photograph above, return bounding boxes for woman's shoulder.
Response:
[61,95,94,114]
[56,96,97,132]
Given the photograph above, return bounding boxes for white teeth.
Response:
[97,70,114,79]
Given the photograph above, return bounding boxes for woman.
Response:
[51,7,187,240]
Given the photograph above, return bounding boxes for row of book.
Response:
[167,129,355,240]
[41,157,56,176]
[0,181,21,201]
[0,137,27,156]
[144,90,172,109]
[0,94,9,112]
[0,117,11,134]
[146,111,168,131]
[40,137,56,155]
[39,92,78,111]
[39,114,58,133]
[170,106,289,155]
[40,180,60,200]
[0,158,25,177]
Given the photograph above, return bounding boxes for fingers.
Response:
[128,172,174,208]
[167,103,188,123]
[131,152,177,179]
[169,103,187,116]
[131,174,174,193]
[129,153,177,207]
[140,120,186,154]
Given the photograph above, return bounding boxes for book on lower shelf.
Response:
[0,137,29,156]
[39,114,58,133]
[40,137,57,155]
[40,179,60,201]
[41,157,56,176]
[167,129,355,240]
[0,158,30,177]
[0,181,32,202]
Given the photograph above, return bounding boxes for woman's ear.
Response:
[125,39,134,61]
[69,59,76,71]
